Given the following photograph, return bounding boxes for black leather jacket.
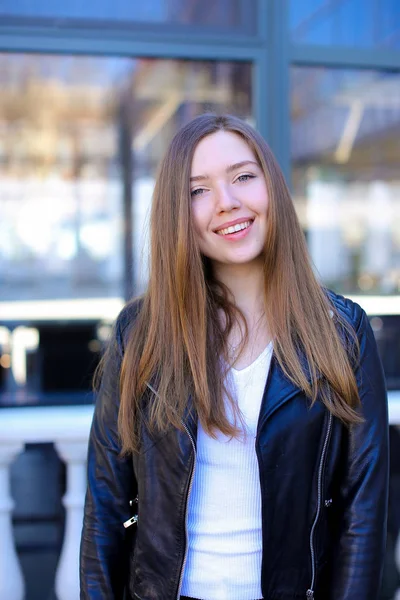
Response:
[80,292,389,600]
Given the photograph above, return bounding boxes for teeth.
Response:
[218,220,252,236]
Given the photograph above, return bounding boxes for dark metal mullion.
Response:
[118,90,134,302]
[0,23,263,54]
[0,34,262,62]
[290,44,400,70]
[0,18,263,42]
[253,0,269,144]
[265,0,291,184]
[253,53,269,143]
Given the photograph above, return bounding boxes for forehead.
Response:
[191,131,256,175]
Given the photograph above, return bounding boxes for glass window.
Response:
[0,0,256,34]
[0,54,126,305]
[291,66,400,298]
[290,0,400,49]
[0,52,252,406]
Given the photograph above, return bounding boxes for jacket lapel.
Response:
[180,350,317,442]
[257,355,302,433]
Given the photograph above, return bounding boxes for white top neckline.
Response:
[231,340,273,375]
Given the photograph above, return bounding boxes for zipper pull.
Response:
[306,590,314,599]
[123,514,138,529]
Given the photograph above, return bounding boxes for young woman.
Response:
[80,114,389,600]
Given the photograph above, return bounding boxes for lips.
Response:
[214,218,254,236]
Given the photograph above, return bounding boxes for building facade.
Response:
[0,1,399,599]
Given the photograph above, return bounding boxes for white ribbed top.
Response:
[181,342,273,600]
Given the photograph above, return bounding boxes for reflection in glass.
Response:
[291,67,400,296]
[0,55,125,303]
[290,0,400,48]
[0,53,252,306]
[0,0,255,33]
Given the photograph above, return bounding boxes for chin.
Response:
[219,253,263,266]
[205,246,264,266]
[228,249,264,264]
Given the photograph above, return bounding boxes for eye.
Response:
[236,173,255,183]
[190,187,205,198]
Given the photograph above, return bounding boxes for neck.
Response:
[212,257,265,322]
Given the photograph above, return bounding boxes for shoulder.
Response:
[114,295,145,353]
[324,288,366,334]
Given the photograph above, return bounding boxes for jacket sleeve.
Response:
[331,307,389,600]
[80,316,137,599]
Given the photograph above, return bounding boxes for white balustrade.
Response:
[55,441,90,600]
[0,442,25,600]
[0,405,93,600]
[0,394,400,600]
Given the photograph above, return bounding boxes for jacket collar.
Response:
[181,352,307,442]
[258,355,301,428]
[165,347,318,442]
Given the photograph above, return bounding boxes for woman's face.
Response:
[190,130,269,267]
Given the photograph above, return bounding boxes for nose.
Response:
[215,183,241,214]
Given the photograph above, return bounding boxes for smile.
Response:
[216,220,253,236]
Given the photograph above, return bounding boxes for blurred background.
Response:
[0,0,399,599]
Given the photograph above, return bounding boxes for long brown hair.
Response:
[116,113,361,455]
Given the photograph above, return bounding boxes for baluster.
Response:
[54,442,88,600]
[0,442,25,600]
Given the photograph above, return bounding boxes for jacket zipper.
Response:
[123,496,139,528]
[145,383,197,599]
[306,411,333,599]
[176,421,197,600]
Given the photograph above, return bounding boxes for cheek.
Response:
[252,187,269,216]
[191,202,210,236]
[190,207,202,235]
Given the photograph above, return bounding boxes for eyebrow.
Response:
[190,160,259,183]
